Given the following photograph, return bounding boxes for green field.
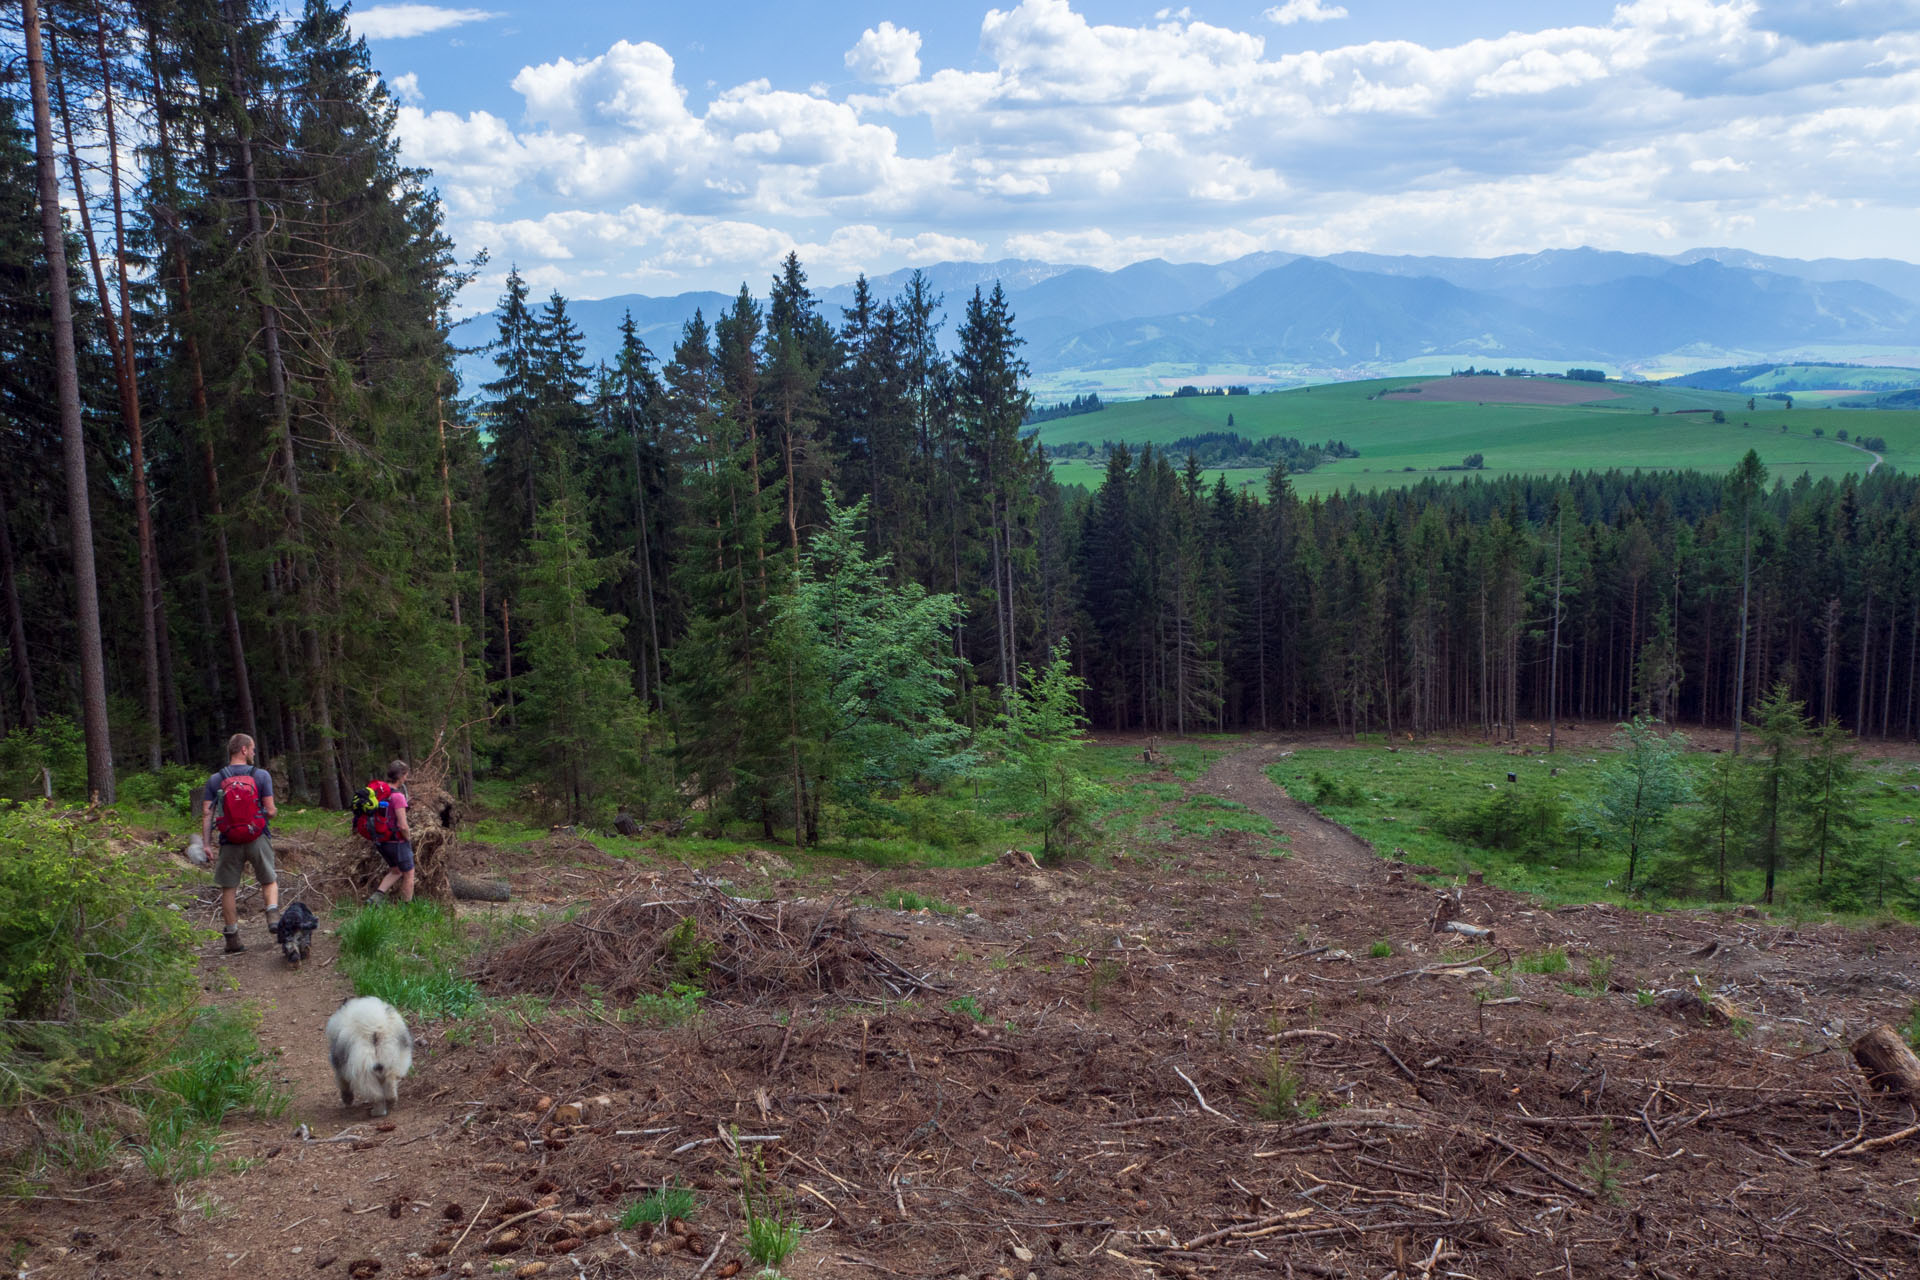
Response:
[1039,377,1920,497]
[1267,743,1920,918]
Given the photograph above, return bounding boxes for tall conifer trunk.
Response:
[223,0,339,805]
[146,15,256,741]
[23,0,113,800]
[0,484,38,727]
[50,15,171,769]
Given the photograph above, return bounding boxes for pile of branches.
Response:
[475,885,940,1006]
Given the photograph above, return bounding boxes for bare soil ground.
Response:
[1382,376,1624,406]
[12,735,1920,1279]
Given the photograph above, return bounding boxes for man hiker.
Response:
[365,759,415,905]
[201,733,279,954]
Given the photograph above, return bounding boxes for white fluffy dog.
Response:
[325,997,414,1118]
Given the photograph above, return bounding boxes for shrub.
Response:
[0,806,199,1102]
[665,915,717,983]
[1433,779,1567,861]
[116,764,204,816]
[0,717,86,801]
[1307,771,1364,807]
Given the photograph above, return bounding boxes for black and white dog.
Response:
[273,901,319,964]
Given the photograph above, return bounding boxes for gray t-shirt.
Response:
[205,765,274,843]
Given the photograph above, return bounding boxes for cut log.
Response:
[613,812,641,837]
[1439,920,1493,940]
[1852,1025,1920,1097]
[450,874,511,903]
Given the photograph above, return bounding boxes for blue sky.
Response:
[346,1,1920,313]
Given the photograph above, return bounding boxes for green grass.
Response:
[619,1180,697,1228]
[1518,946,1570,975]
[1038,376,1920,498]
[1168,794,1287,853]
[136,1007,286,1183]
[1369,939,1393,958]
[871,889,959,914]
[1267,743,1920,915]
[337,900,481,1018]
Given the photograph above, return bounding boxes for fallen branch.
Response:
[1304,951,1497,986]
[1174,1066,1237,1124]
[1820,1122,1920,1159]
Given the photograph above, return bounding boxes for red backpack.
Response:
[351,780,398,841]
[215,768,269,844]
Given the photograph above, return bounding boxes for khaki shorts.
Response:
[213,836,276,889]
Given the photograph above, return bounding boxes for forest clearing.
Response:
[11,3,1920,1277]
[9,731,1920,1280]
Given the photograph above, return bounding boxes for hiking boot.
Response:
[365,890,388,908]
[265,907,282,930]
[223,929,246,954]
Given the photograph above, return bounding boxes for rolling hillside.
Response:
[1659,362,1920,394]
[1036,376,1920,498]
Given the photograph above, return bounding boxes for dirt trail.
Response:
[197,876,354,1122]
[1195,738,1384,887]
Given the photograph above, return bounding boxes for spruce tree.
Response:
[1801,717,1868,892]
[512,500,650,823]
[778,492,967,837]
[1572,717,1692,892]
[1747,681,1808,904]
[982,639,1091,862]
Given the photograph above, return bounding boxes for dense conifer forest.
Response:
[5,0,1918,831]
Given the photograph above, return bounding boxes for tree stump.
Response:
[1851,1025,1920,1097]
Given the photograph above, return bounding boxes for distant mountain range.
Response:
[449,247,1920,396]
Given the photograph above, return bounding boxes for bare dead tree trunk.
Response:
[24,0,113,800]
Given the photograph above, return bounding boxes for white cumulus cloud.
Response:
[352,5,499,40]
[387,0,1920,310]
[388,72,423,103]
[1264,0,1348,26]
[845,21,923,86]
